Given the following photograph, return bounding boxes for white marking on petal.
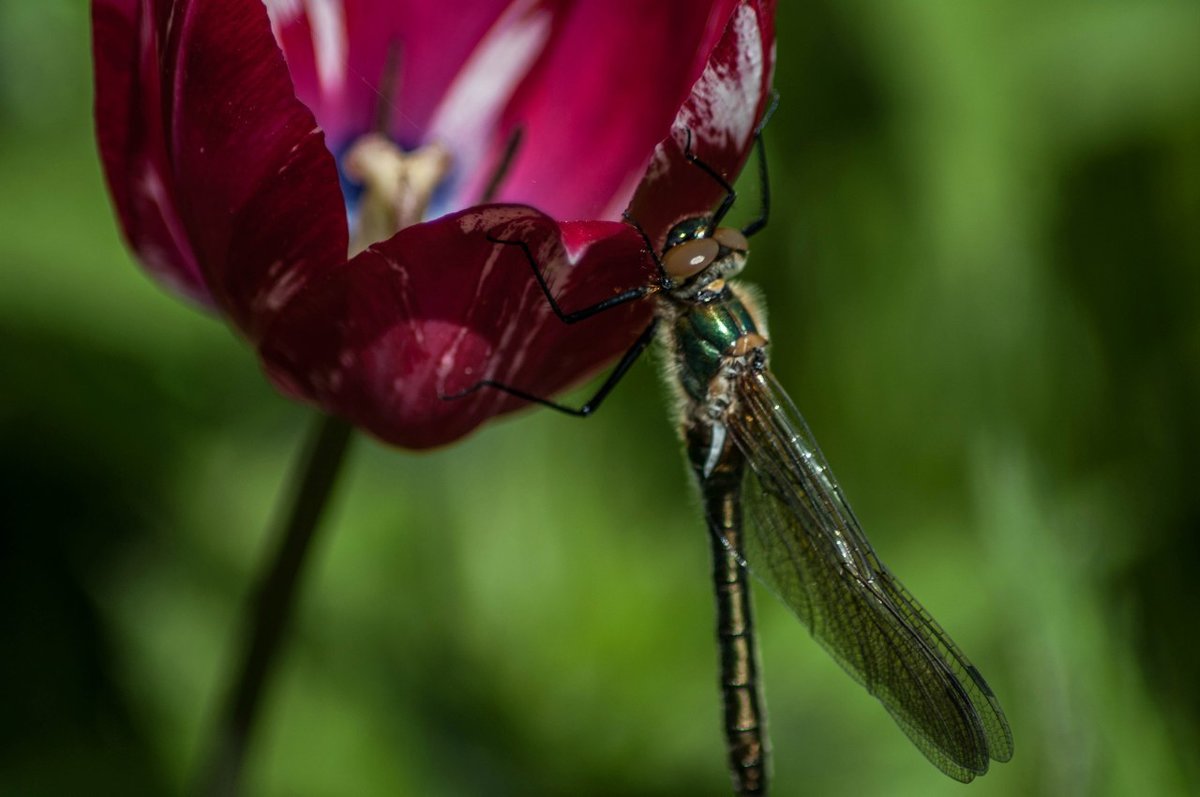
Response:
[436,325,473,391]
[426,0,551,208]
[264,0,302,48]
[472,243,502,305]
[484,236,544,401]
[455,207,531,235]
[676,5,764,152]
[373,251,424,347]
[263,0,303,25]
[560,237,591,264]
[260,260,309,312]
[305,0,348,97]
[135,163,202,291]
[288,127,322,156]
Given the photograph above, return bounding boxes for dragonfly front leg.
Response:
[486,234,654,323]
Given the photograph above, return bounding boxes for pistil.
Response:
[343,133,452,257]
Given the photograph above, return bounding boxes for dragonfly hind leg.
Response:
[439,319,659,417]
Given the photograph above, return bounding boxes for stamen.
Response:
[479,126,524,204]
[371,42,403,135]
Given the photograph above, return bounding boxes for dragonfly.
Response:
[448,127,1013,795]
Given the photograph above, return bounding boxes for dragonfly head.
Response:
[660,218,749,296]
[663,217,713,250]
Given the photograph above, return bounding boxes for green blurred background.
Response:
[3,1,1199,795]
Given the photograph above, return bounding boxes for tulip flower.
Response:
[93,0,777,448]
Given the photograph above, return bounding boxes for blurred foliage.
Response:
[2,1,1199,795]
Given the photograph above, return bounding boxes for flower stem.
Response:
[195,413,354,797]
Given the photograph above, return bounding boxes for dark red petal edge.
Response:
[260,205,655,450]
[93,0,211,305]
[167,0,349,341]
[94,0,350,338]
[628,0,778,245]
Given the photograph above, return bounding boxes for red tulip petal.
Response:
[94,0,350,338]
[259,205,656,449]
[628,0,778,246]
[93,0,211,305]
[453,0,743,222]
[95,0,776,450]
[167,0,349,341]
[266,0,514,149]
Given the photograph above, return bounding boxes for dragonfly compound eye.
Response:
[663,237,720,281]
[713,227,749,253]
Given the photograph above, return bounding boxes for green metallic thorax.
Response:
[663,288,763,403]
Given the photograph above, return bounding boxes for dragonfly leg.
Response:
[738,134,770,239]
[681,94,775,237]
[739,92,778,238]
[439,319,658,417]
[487,235,654,324]
[621,210,671,285]
[681,128,740,229]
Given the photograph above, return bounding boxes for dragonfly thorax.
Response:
[658,280,768,414]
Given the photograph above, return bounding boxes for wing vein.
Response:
[720,369,1011,779]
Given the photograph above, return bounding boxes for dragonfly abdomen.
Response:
[685,421,768,797]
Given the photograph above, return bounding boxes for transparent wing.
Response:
[723,369,1013,781]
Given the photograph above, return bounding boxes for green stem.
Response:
[194,413,354,797]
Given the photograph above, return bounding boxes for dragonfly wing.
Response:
[723,369,1013,781]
